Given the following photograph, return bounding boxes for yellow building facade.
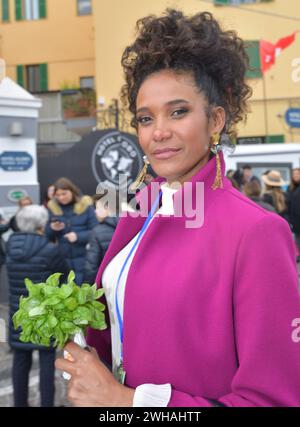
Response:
[0,0,95,92]
[92,0,300,143]
[1,0,300,143]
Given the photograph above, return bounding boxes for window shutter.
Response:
[266,135,285,144]
[17,65,24,87]
[15,0,22,20]
[245,41,262,79]
[39,63,48,91]
[214,0,230,5]
[39,0,46,18]
[2,0,9,22]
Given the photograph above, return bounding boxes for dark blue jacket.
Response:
[45,196,98,284]
[6,232,69,351]
[84,216,119,284]
[288,185,300,235]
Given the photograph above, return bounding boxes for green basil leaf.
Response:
[47,314,58,328]
[64,297,78,311]
[95,288,105,299]
[67,270,75,283]
[59,284,73,299]
[46,272,62,287]
[29,306,46,317]
[42,296,61,306]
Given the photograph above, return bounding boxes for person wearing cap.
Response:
[55,10,300,407]
[262,170,288,220]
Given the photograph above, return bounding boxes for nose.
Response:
[153,128,172,142]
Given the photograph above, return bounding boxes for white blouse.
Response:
[102,182,178,407]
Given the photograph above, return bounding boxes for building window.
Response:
[17,63,48,93]
[77,0,92,16]
[2,0,10,22]
[245,40,262,78]
[80,76,94,89]
[15,0,47,21]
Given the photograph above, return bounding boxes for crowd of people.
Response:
[0,177,119,407]
[226,165,300,258]
[0,163,299,407]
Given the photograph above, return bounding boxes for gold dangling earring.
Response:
[210,133,223,190]
[130,155,150,191]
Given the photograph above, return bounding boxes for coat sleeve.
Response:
[76,206,98,245]
[45,210,64,242]
[168,215,300,407]
[84,229,104,284]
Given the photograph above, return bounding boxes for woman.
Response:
[6,205,68,407]
[56,10,300,407]
[45,177,98,285]
[43,184,55,208]
[261,170,289,220]
[244,180,275,213]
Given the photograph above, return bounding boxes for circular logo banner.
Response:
[92,130,143,188]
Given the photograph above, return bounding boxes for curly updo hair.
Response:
[121,9,252,138]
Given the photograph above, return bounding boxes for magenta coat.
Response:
[87,153,300,407]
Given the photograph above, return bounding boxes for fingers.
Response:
[55,357,77,376]
[64,341,88,360]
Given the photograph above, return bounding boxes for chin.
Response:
[151,160,183,179]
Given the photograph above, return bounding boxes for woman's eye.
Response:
[172,108,189,118]
[136,116,152,125]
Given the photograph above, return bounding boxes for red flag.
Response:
[260,32,298,73]
[260,40,276,73]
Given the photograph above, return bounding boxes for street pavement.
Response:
[0,266,69,407]
[1,263,300,407]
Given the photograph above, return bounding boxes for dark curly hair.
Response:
[121,9,252,137]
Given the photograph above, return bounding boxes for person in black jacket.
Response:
[45,177,98,285]
[288,168,300,255]
[6,205,68,407]
[84,193,119,284]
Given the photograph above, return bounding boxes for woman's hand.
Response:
[55,342,135,407]
[64,232,77,243]
[50,221,65,231]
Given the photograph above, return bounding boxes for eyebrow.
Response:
[136,99,190,114]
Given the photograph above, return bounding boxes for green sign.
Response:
[7,189,28,203]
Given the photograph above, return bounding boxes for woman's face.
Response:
[292,169,300,184]
[55,189,73,205]
[95,201,109,222]
[136,69,225,184]
[48,185,55,199]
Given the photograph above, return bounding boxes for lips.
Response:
[152,147,182,160]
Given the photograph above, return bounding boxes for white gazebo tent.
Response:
[0,77,42,219]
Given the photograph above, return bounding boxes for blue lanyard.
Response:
[115,190,162,359]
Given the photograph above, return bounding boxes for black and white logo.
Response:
[92,130,143,188]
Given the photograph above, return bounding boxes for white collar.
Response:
[158,182,181,215]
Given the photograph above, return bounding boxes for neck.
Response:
[166,151,211,186]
